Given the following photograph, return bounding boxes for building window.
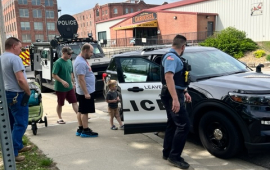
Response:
[14,22,16,31]
[33,9,42,18]
[32,0,40,5]
[48,34,55,41]
[20,22,30,30]
[45,0,53,6]
[105,10,107,15]
[18,0,27,5]
[35,34,44,41]
[22,34,31,42]
[102,11,104,15]
[47,22,55,30]
[83,16,85,20]
[98,31,106,41]
[114,8,118,14]
[19,9,29,17]
[90,14,91,18]
[138,9,140,11]
[46,10,54,18]
[130,8,133,13]
[125,8,128,14]
[96,9,99,16]
[34,22,43,30]
[90,21,91,26]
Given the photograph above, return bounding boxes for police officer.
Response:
[160,35,192,169]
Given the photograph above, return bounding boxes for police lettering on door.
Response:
[123,99,165,112]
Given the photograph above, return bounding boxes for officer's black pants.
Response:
[161,90,190,161]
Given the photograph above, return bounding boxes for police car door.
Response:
[116,56,167,134]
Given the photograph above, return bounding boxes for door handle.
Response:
[128,87,144,92]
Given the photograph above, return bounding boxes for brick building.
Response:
[73,9,95,39]
[72,0,162,40]
[109,9,217,46]
[93,0,160,23]
[2,0,59,47]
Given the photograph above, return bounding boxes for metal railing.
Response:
[99,31,215,48]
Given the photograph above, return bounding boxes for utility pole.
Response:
[0,0,6,54]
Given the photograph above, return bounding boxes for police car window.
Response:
[107,58,116,71]
[120,58,160,83]
[183,50,247,77]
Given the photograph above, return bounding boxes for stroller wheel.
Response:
[32,123,37,135]
[44,116,48,127]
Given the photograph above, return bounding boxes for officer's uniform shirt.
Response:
[162,48,185,90]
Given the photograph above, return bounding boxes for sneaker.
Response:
[111,125,118,130]
[80,128,98,138]
[76,128,83,136]
[119,125,124,130]
[18,145,33,153]
[15,155,25,163]
[168,157,190,169]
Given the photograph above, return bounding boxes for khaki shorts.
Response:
[108,107,119,117]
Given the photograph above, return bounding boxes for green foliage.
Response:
[39,158,53,167]
[1,135,56,170]
[22,135,29,145]
[266,55,270,61]
[199,27,258,58]
[253,49,266,58]
[262,41,270,51]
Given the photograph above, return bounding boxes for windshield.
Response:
[57,43,102,59]
[182,49,249,79]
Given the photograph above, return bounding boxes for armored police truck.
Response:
[30,14,109,93]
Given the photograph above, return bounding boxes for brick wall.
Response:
[3,0,59,47]
[73,9,96,39]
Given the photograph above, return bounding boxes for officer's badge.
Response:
[167,56,174,60]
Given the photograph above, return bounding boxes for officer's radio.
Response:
[182,59,191,86]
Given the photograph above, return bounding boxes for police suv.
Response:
[102,46,270,159]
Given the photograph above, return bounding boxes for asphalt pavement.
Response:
[24,92,267,170]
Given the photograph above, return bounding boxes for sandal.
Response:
[57,119,66,124]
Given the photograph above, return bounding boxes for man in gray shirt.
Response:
[73,43,98,138]
[0,37,32,163]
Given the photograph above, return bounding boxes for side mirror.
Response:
[256,64,264,73]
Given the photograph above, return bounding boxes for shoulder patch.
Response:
[167,56,174,60]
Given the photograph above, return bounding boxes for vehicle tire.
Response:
[35,74,47,93]
[32,123,37,135]
[44,116,48,127]
[199,111,242,159]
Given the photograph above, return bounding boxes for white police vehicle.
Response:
[103,46,270,159]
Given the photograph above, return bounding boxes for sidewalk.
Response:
[24,93,267,170]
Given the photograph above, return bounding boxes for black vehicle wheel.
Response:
[44,116,48,127]
[32,123,37,135]
[199,111,242,159]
